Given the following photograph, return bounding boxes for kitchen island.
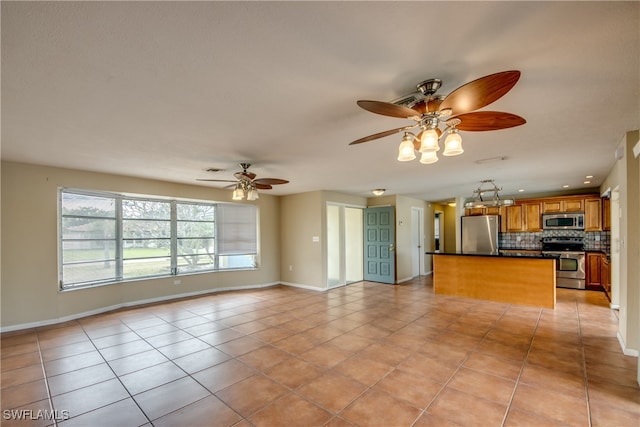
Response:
[427,252,556,309]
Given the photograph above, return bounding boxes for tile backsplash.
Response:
[499,230,610,253]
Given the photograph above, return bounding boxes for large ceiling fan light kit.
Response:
[350,70,526,165]
[198,163,289,201]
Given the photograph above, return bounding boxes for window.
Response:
[59,189,258,290]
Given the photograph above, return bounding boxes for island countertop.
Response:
[426,251,555,259]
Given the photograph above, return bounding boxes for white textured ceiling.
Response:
[2,2,639,202]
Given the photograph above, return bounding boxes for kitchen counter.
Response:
[428,252,556,309]
[426,251,549,259]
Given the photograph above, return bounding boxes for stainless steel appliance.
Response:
[461,215,500,254]
[542,212,585,230]
[541,236,586,289]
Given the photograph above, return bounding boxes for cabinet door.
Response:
[602,198,611,231]
[542,201,562,213]
[465,207,485,216]
[586,252,602,287]
[601,257,610,294]
[584,198,602,231]
[505,205,523,232]
[523,203,542,232]
[564,199,584,212]
[485,206,502,216]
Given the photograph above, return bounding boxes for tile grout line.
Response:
[75,318,153,426]
[498,307,543,427]
[408,302,517,426]
[576,297,593,427]
[35,328,58,427]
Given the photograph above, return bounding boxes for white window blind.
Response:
[217,204,257,255]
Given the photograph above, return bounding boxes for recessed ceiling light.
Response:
[585,175,594,179]
[563,184,570,188]
[518,189,525,192]
[372,189,386,196]
[584,180,591,184]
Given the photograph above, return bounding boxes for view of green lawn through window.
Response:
[60,190,257,290]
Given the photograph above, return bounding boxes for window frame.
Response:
[58,188,259,291]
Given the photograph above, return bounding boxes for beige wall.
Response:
[279,190,366,289]
[601,130,640,356]
[1,161,281,329]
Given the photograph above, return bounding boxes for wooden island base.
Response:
[432,254,556,309]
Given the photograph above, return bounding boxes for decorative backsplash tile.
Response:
[499,230,610,253]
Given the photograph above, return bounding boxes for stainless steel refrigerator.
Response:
[461,215,500,254]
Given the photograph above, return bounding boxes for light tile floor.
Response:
[1,276,639,426]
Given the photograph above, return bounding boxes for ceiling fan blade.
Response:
[253,178,289,186]
[452,111,526,131]
[349,125,418,145]
[357,100,421,119]
[196,179,238,183]
[255,183,273,190]
[439,70,521,116]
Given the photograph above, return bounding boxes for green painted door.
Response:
[363,206,395,284]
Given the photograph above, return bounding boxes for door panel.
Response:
[364,206,395,284]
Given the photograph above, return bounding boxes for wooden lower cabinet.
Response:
[586,252,606,291]
[601,256,611,299]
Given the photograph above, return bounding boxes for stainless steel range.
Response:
[542,236,586,289]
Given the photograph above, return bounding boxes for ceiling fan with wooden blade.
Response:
[197,163,289,200]
[350,70,526,163]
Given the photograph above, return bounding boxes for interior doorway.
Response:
[610,187,620,309]
[411,207,424,277]
[434,210,444,253]
[327,204,364,288]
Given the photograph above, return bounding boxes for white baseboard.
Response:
[617,331,640,357]
[279,281,326,292]
[1,282,280,333]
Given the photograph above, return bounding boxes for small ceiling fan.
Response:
[197,163,289,200]
[350,70,526,164]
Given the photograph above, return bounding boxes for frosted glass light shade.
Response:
[397,134,416,161]
[419,128,440,152]
[443,132,464,156]
[419,151,439,164]
[247,188,259,201]
[232,186,245,200]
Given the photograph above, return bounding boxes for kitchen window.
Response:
[59,189,258,290]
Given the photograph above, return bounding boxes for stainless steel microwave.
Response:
[542,212,585,230]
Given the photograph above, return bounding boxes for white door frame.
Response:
[411,207,424,277]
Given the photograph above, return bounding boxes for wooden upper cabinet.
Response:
[542,197,584,213]
[505,205,523,232]
[602,197,611,231]
[584,198,602,231]
[465,207,485,216]
[523,202,542,232]
[485,206,502,216]
[563,199,584,212]
[542,200,562,213]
